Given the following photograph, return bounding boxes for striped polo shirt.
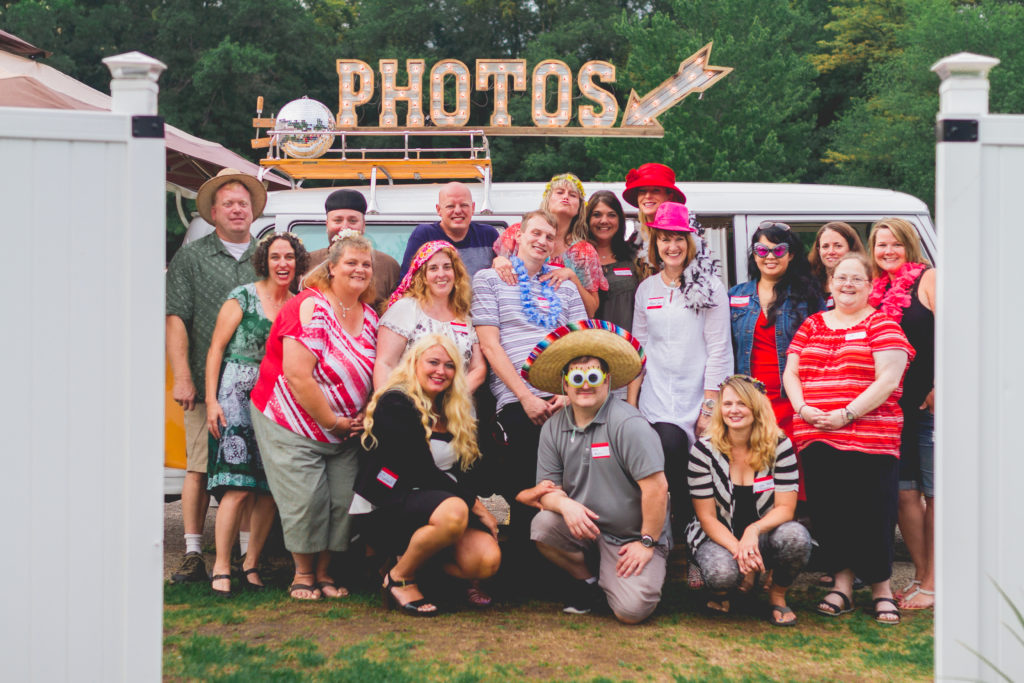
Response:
[787,310,914,457]
[471,267,586,410]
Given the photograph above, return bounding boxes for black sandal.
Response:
[382,571,438,617]
[242,567,265,592]
[816,590,853,616]
[210,573,232,597]
[870,596,901,625]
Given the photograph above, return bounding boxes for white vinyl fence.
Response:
[933,53,1024,681]
[0,53,166,681]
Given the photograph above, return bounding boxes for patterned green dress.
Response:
[207,283,273,498]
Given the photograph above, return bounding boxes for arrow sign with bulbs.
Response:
[621,42,732,129]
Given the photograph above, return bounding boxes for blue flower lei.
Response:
[511,256,562,328]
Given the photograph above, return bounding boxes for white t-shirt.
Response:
[220,238,251,261]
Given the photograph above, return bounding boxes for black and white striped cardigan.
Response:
[684,435,799,555]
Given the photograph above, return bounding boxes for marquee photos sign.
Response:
[256,43,730,141]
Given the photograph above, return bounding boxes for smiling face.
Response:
[519,214,556,266]
[830,256,872,311]
[563,357,610,411]
[588,200,620,245]
[719,385,754,432]
[416,344,456,398]
[754,236,793,280]
[210,183,254,243]
[546,183,581,221]
[422,250,454,300]
[326,208,366,241]
[266,238,297,288]
[817,228,850,271]
[637,186,672,221]
[329,246,373,297]
[873,228,907,275]
[436,183,474,234]
[655,231,689,269]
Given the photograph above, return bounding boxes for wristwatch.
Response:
[640,534,657,548]
[701,398,716,411]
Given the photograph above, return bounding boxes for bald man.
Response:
[400,182,500,278]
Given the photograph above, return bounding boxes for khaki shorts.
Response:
[531,509,668,623]
[184,401,209,473]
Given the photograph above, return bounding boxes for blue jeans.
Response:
[898,409,934,497]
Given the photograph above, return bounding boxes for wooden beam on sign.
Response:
[251,137,271,149]
[251,121,665,138]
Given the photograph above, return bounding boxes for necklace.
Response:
[335,300,357,319]
[511,256,561,328]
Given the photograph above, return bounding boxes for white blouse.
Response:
[631,272,733,444]
[379,296,478,370]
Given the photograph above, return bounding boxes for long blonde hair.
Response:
[361,334,480,470]
[708,376,782,472]
[406,244,472,318]
[301,232,376,304]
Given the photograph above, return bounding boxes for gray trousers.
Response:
[251,405,359,554]
[694,521,811,591]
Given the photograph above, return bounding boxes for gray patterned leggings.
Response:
[694,521,812,590]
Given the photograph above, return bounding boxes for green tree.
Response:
[823,0,1024,208]
[591,0,820,184]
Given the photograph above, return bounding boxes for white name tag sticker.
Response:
[647,296,664,310]
[450,320,468,334]
[826,296,834,309]
[613,268,632,277]
[591,442,611,459]
[376,467,398,489]
[845,330,867,341]
[730,295,750,307]
[537,296,550,308]
[752,476,774,494]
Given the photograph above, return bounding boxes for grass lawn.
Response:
[164,566,933,682]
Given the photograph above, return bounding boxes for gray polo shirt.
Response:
[536,397,671,546]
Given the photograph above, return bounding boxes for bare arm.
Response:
[166,315,196,411]
[477,325,552,425]
[465,342,487,394]
[783,352,827,425]
[537,489,600,540]
[204,299,243,438]
[813,349,910,430]
[693,496,740,556]
[373,326,409,390]
[615,471,669,578]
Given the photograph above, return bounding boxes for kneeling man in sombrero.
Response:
[517,320,671,623]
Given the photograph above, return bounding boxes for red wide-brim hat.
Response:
[622,162,686,208]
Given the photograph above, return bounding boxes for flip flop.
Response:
[768,604,798,627]
[288,583,322,601]
[894,578,921,600]
[316,580,350,599]
[816,590,853,617]
[899,587,935,610]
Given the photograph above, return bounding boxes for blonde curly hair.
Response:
[405,244,472,319]
[361,334,480,470]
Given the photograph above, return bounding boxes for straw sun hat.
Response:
[196,167,268,224]
[521,319,645,395]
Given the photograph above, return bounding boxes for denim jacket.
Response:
[728,280,822,398]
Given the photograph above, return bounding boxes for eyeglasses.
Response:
[757,221,792,232]
[718,374,767,395]
[752,243,790,259]
[565,368,607,388]
[832,275,869,286]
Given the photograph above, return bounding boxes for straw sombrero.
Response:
[521,320,645,395]
[196,167,268,224]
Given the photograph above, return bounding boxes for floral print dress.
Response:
[207,283,273,497]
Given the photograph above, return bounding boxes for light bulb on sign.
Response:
[429,59,471,126]
[531,59,571,127]
[379,58,425,127]
[577,60,618,128]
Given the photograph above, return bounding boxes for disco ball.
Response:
[276,97,335,159]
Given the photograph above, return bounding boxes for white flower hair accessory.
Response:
[331,228,362,244]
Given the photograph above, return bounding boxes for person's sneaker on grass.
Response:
[563,578,603,615]
[171,551,209,584]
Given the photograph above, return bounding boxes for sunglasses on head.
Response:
[565,368,608,388]
[757,221,792,232]
[718,374,768,395]
[752,243,790,259]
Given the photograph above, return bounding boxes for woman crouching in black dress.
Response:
[351,334,501,615]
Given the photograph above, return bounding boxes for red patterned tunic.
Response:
[787,310,914,458]
[251,289,377,443]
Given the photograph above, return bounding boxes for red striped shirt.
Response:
[787,311,914,457]
[252,289,377,443]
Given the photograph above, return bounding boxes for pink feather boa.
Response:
[869,262,928,322]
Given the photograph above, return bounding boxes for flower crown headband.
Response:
[718,374,767,395]
[259,231,303,246]
[331,228,363,244]
[544,173,586,203]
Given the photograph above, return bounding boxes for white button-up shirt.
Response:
[632,272,733,444]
